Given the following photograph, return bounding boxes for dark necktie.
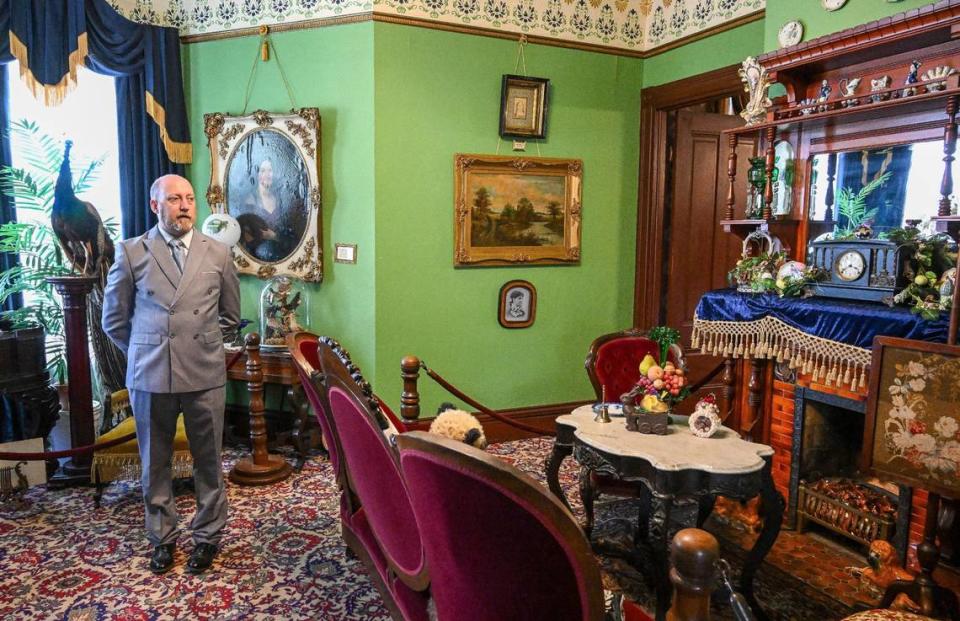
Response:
[170,239,187,274]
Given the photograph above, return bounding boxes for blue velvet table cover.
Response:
[695,289,950,349]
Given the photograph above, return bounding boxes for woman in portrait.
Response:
[240,157,306,262]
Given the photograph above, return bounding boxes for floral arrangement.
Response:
[884,227,957,320]
[727,251,787,292]
[727,251,826,297]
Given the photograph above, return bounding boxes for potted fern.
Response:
[0,119,108,385]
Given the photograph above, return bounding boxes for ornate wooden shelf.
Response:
[720,219,800,236]
[723,79,960,138]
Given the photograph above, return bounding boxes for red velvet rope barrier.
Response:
[420,362,556,437]
[0,347,251,462]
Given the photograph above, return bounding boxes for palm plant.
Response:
[0,119,109,383]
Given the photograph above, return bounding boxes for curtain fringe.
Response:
[144,91,193,164]
[9,32,88,107]
[92,452,193,483]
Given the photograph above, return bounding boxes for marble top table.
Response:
[545,405,784,621]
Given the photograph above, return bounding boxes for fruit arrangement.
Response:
[629,326,690,413]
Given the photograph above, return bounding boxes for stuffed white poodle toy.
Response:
[428,408,487,449]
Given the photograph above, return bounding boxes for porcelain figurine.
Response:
[838,77,861,97]
[903,60,921,96]
[870,75,891,102]
[922,65,956,91]
[689,395,722,438]
[818,79,832,101]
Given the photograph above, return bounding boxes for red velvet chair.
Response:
[290,333,429,621]
[396,430,606,621]
[581,328,686,532]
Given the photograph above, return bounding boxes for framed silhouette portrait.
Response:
[204,108,322,282]
[499,280,536,328]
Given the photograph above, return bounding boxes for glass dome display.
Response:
[259,276,309,350]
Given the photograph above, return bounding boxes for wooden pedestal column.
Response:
[230,333,292,486]
[47,276,95,482]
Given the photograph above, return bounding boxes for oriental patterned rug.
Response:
[0,438,855,620]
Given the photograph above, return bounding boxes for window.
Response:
[6,64,122,232]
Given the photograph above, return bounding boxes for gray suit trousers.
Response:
[129,387,228,547]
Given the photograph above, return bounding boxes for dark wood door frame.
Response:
[634,64,744,328]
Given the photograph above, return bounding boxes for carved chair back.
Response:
[397,431,605,621]
[315,336,430,591]
[585,328,685,401]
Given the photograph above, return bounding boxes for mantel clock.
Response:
[808,239,908,302]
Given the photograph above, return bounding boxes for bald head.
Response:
[150,174,196,237]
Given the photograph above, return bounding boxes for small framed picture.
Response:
[498,280,537,328]
[499,75,549,140]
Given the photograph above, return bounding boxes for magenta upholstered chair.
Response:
[289,333,345,481]
[397,431,606,621]
[314,336,430,621]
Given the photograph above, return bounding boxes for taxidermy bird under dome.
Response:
[52,140,114,284]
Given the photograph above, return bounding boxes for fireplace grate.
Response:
[797,479,896,546]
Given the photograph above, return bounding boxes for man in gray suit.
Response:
[103,174,241,574]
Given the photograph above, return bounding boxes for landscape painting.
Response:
[454,154,582,266]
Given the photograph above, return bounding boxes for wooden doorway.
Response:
[634,66,755,415]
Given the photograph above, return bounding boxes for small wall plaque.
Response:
[335,243,357,264]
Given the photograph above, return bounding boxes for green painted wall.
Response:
[764,0,937,52]
[643,19,764,88]
[372,23,643,412]
[182,23,378,391]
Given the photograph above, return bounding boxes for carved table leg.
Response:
[545,439,573,512]
[740,459,784,621]
[579,466,596,535]
[289,384,310,471]
[648,493,674,621]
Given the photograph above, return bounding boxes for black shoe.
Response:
[149,543,176,574]
[186,542,218,574]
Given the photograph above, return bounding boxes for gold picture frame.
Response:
[454,154,582,267]
[203,108,322,282]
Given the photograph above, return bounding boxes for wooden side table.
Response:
[545,405,784,621]
[224,347,312,470]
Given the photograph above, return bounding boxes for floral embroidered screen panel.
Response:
[110,0,764,52]
[870,342,960,497]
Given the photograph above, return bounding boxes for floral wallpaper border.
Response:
[110,0,764,51]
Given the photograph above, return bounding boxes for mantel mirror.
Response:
[807,140,945,239]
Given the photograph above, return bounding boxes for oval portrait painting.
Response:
[226,128,309,264]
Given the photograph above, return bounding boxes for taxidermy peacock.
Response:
[52,140,126,394]
[52,140,115,285]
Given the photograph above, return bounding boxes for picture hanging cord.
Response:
[240,25,298,115]
[496,34,542,157]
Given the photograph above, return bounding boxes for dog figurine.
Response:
[849,539,919,611]
[429,407,487,449]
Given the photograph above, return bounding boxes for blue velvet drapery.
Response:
[695,289,950,349]
[0,0,190,239]
[0,63,19,313]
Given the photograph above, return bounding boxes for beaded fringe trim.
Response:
[692,314,871,391]
[92,453,193,483]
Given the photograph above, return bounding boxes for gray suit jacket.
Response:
[102,226,241,394]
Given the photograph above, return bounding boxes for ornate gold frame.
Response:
[204,108,323,282]
[453,154,582,266]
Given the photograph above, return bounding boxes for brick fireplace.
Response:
[770,377,930,568]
